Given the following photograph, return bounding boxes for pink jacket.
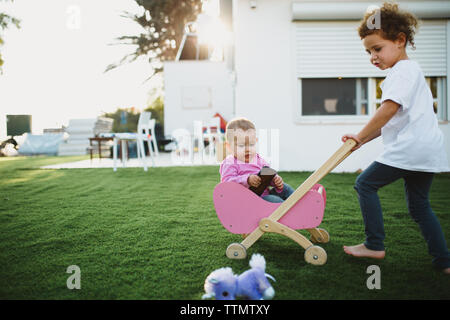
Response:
[219,154,276,197]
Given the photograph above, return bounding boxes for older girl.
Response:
[342,2,450,273]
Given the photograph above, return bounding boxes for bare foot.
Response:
[343,243,385,259]
[442,267,450,275]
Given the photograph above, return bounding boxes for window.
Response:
[374,77,447,120]
[426,77,447,121]
[375,78,383,110]
[300,78,368,116]
[298,77,447,121]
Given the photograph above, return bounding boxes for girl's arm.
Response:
[342,100,399,150]
[358,100,399,141]
[342,129,381,150]
[364,128,382,143]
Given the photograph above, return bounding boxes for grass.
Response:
[0,155,449,300]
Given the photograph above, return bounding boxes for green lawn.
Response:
[0,155,449,300]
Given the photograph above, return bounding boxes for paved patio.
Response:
[41,152,220,169]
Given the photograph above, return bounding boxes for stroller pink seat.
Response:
[213,182,326,234]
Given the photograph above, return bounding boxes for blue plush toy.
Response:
[202,253,276,300]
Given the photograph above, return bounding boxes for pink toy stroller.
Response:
[213,139,356,266]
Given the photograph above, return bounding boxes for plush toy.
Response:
[202,253,276,300]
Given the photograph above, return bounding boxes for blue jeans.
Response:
[262,183,294,203]
[355,161,450,269]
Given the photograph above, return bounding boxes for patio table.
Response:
[110,133,155,172]
[88,136,113,161]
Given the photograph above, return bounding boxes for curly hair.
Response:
[358,2,419,48]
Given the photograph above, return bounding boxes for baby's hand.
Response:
[248,175,261,188]
[273,175,284,190]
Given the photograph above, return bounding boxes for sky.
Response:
[0,0,161,138]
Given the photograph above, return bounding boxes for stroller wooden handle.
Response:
[242,138,357,249]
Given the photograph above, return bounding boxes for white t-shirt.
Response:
[377,59,449,173]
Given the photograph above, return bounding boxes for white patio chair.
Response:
[148,119,159,156]
[113,133,151,171]
[203,117,223,159]
[193,120,205,157]
[171,128,193,163]
[112,111,156,172]
[137,111,159,157]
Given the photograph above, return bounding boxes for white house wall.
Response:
[163,61,234,136]
[233,0,450,172]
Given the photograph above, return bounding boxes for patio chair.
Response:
[137,112,159,156]
[171,128,192,163]
[203,117,223,159]
[193,120,205,157]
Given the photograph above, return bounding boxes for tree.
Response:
[0,0,20,73]
[105,0,202,79]
[102,97,164,135]
[102,107,141,133]
[144,95,163,128]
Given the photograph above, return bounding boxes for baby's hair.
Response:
[225,117,256,142]
[358,2,419,49]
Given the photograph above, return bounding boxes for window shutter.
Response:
[294,20,447,78]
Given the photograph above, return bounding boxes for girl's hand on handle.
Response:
[342,134,363,151]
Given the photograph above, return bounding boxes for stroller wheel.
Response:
[310,228,330,244]
[304,245,327,265]
[226,243,247,259]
